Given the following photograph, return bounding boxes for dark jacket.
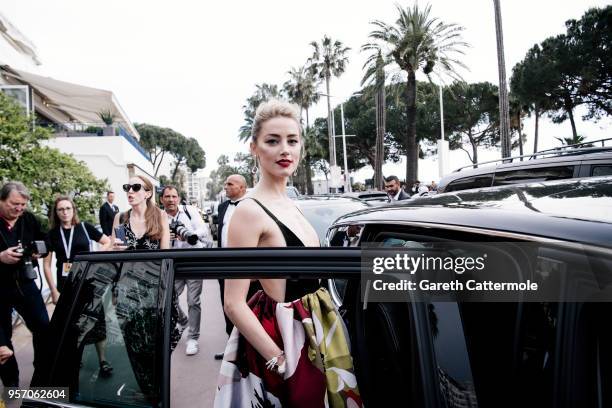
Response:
[0,211,46,282]
[216,200,230,247]
[98,202,119,236]
[389,190,411,202]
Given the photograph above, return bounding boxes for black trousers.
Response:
[0,280,50,387]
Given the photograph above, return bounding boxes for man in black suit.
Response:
[98,191,119,236]
[214,175,247,359]
[385,175,411,201]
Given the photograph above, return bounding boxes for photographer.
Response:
[160,186,212,356]
[0,181,49,387]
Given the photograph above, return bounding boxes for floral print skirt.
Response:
[214,288,363,408]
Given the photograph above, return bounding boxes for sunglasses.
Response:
[122,183,149,193]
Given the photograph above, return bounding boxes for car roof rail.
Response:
[451,137,612,173]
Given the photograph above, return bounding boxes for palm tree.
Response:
[308,35,350,168]
[493,0,512,159]
[361,50,387,190]
[283,64,320,129]
[362,3,468,183]
[238,83,282,142]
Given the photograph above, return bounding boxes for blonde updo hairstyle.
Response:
[250,99,302,142]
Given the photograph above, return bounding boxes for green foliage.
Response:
[510,6,612,139]
[135,123,206,182]
[443,81,500,164]
[98,108,116,125]
[362,2,468,182]
[565,6,611,119]
[308,36,350,83]
[238,84,282,142]
[0,93,108,225]
[283,65,320,128]
[206,154,253,200]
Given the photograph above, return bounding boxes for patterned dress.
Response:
[214,199,362,408]
[121,211,184,351]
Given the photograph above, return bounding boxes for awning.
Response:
[0,12,41,66]
[0,65,140,140]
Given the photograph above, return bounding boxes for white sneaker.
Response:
[185,339,199,356]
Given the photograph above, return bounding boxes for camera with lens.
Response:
[16,240,48,280]
[169,220,199,245]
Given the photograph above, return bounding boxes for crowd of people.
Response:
[0,98,363,407]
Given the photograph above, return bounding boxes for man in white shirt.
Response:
[161,186,212,356]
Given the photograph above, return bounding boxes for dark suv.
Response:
[25,177,612,408]
[438,140,612,193]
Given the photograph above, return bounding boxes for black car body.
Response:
[437,144,612,194]
[25,177,612,408]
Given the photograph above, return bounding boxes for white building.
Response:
[0,12,156,211]
[185,169,210,208]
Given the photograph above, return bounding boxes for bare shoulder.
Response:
[233,198,265,219]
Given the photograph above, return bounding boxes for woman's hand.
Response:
[0,346,13,364]
[112,239,128,251]
[50,287,60,304]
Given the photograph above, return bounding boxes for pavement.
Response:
[1,280,228,407]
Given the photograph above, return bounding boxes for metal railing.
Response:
[45,122,150,160]
[452,137,612,173]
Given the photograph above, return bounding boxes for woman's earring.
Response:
[251,157,259,174]
[293,166,299,177]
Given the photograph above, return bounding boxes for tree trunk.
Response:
[469,132,478,165]
[325,77,335,167]
[567,105,578,141]
[154,150,166,177]
[171,158,184,181]
[517,108,523,158]
[305,156,314,195]
[405,71,418,184]
[494,0,511,159]
[374,85,386,190]
[533,108,539,153]
[305,108,310,130]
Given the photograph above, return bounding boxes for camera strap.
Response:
[183,205,191,220]
[60,226,75,259]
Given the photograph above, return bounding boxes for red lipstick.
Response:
[276,159,292,168]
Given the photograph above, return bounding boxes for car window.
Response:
[364,228,612,406]
[592,165,612,176]
[493,166,574,186]
[445,174,493,192]
[67,261,163,407]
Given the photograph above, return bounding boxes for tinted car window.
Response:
[67,261,163,407]
[446,175,493,192]
[592,165,612,176]
[365,228,612,407]
[493,166,574,186]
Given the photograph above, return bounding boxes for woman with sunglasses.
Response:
[111,176,183,352]
[43,196,111,303]
[111,176,169,251]
[214,100,362,407]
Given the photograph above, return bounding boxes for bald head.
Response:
[224,174,247,200]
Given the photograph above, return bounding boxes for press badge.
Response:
[62,262,72,277]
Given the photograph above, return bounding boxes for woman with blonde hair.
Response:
[214,100,362,407]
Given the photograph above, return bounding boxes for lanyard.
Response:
[60,226,75,259]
